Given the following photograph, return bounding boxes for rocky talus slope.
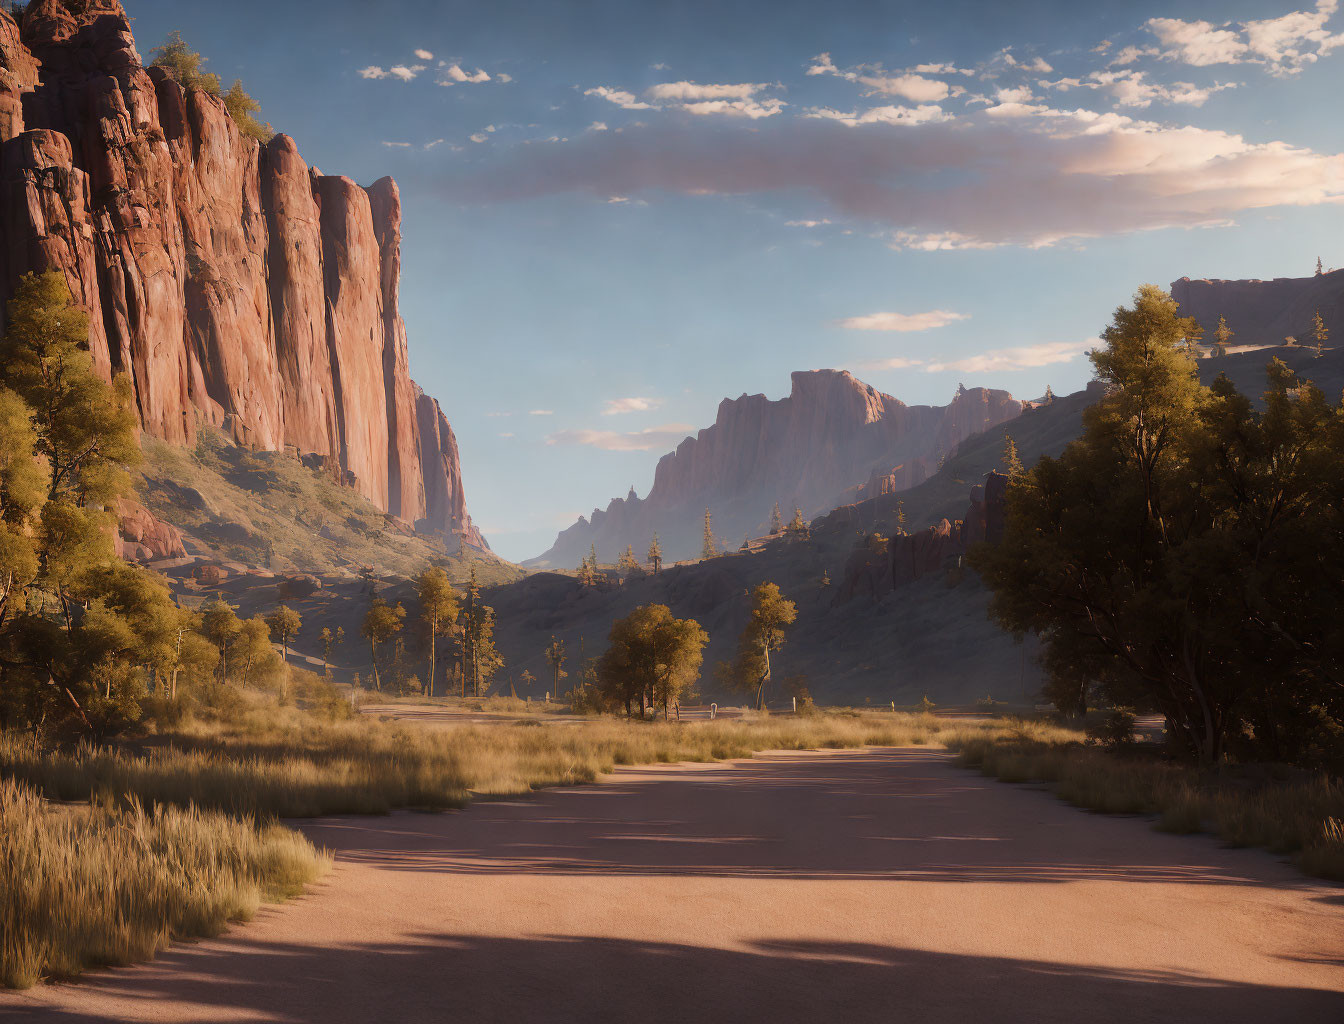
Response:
[0,0,484,550]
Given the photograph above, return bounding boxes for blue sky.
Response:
[127,0,1344,560]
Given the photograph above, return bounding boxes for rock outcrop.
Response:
[1171,269,1344,348]
[531,370,1023,567]
[833,471,1009,605]
[0,1,485,551]
[115,500,186,563]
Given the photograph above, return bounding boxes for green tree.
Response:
[785,507,808,539]
[265,604,301,665]
[701,509,716,559]
[361,596,405,691]
[1317,256,1325,276]
[1314,309,1329,358]
[200,598,241,681]
[1212,314,1233,357]
[647,534,663,574]
[223,79,274,142]
[720,582,797,710]
[770,502,783,534]
[971,284,1344,766]
[150,30,222,95]
[234,615,280,687]
[544,636,567,697]
[461,566,502,697]
[597,604,707,718]
[0,273,148,733]
[618,544,640,576]
[414,566,459,696]
[895,500,907,534]
[1001,434,1024,477]
[319,625,344,676]
[519,669,536,694]
[1043,384,1055,405]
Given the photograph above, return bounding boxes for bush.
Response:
[1086,708,1137,749]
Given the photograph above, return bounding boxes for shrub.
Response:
[1086,708,1137,749]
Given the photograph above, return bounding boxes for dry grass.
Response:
[0,778,328,989]
[947,731,1344,882]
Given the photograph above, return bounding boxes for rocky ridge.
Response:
[0,0,485,550]
[531,369,1024,567]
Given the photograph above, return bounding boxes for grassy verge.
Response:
[0,778,328,989]
[948,732,1344,882]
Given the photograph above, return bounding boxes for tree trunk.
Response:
[427,624,436,697]
[370,641,382,691]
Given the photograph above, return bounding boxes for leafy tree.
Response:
[720,582,797,710]
[577,551,597,587]
[647,534,663,574]
[519,668,536,694]
[1212,314,1233,357]
[235,615,280,687]
[414,566,458,696]
[200,598,241,681]
[223,79,274,142]
[770,502,782,534]
[461,566,502,697]
[701,508,716,559]
[1314,309,1329,358]
[544,636,567,696]
[361,596,405,691]
[1043,384,1055,405]
[150,30,222,95]
[971,284,1344,766]
[597,604,707,718]
[319,625,343,676]
[785,507,808,539]
[618,544,640,576]
[0,273,150,733]
[1001,434,1024,478]
[265,604,301,665]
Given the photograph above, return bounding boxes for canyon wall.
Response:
[0,0,485,550]
[1171,269,1344,348]
[531,369,1024,567]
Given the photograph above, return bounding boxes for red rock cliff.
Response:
[1171,269,1344,348]
[531,369,1023,567]
[0,0,485,551]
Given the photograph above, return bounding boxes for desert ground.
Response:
[5,747,1342,1023]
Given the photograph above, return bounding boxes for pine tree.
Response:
[770,502,782,534]
[701,508,716,560]
[544,636,567,697]
[647,533,663,574]
[786,507,808,539]
[1001,434,1024,477]
[1317,256,1325,277]
[618,544,640,575]
[1043,384,1055,405]
[1212,315,1233,357]
[1314,309,1329,358]
[896,500,907,534]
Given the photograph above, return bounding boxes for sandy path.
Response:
[6,748,1343,1023]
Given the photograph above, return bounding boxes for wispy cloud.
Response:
[924,339,1097,373]
[838,310,970,332]
[440,63,491,84]
[602,397,663,415]
[529,409,554,416]
[584,86,652,109]
[547,424,694,451]
[358,65,388,79]
[388,64,426,82]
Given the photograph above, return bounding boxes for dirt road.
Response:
[7,748,1343,1022]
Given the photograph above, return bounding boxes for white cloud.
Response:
[607,195,630,203]
[806,104,952,127]
[785,218,831,227]
[857,73,951,102]
[680,97,785,118]
[863,356,925,370]
[498,432,515,439]
[588,121,609,132]
[913,62,972,75]
[806,52,843,77]
[1146,2,1344,73]
[547,424,694,451]
[440,63,491,84]
[584,85,652,109]
[498,73,514,83]
[358,66,388,79]
[414,48,434,61]
[529,409,554,416]
[469,132,488,143]
[1087,68,1235,107]
[602,396,663,415]
[381,141,412,148]
[646,81,766,101]
[924,339,1097,373]
[995,85,1035,103]
[388,64,425,82]
[837,310,970,332]
[424,138,445,149]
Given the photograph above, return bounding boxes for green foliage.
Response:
[770,502,782,534]
[1212,314,1233,357]
[1000,434,1024,477]
[1086,708,1137,749]
[361,597,404,692]
[646,533,663,573]
[701,508,716,559]
[150,30,222,95]
[543,636,567,697]
[1313,308,1328,358]
[785,506,808,539]
[460,566,502,698]
[0,273,151,736]
[719,582,797,710]
[972,284,1344,766]
[617,544,641,576]
[223,79,274,142]
[597,604,707,717]
[414,567,458,696]
[265,605,301,660]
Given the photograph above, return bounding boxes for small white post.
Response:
[710,702,717,720]
[792,696,797,714]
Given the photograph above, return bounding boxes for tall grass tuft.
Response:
[0,778,328,989]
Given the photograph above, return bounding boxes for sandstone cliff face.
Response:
[532,369,1023,567]
[1171,270,1344,348]
[0,1,485,551]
